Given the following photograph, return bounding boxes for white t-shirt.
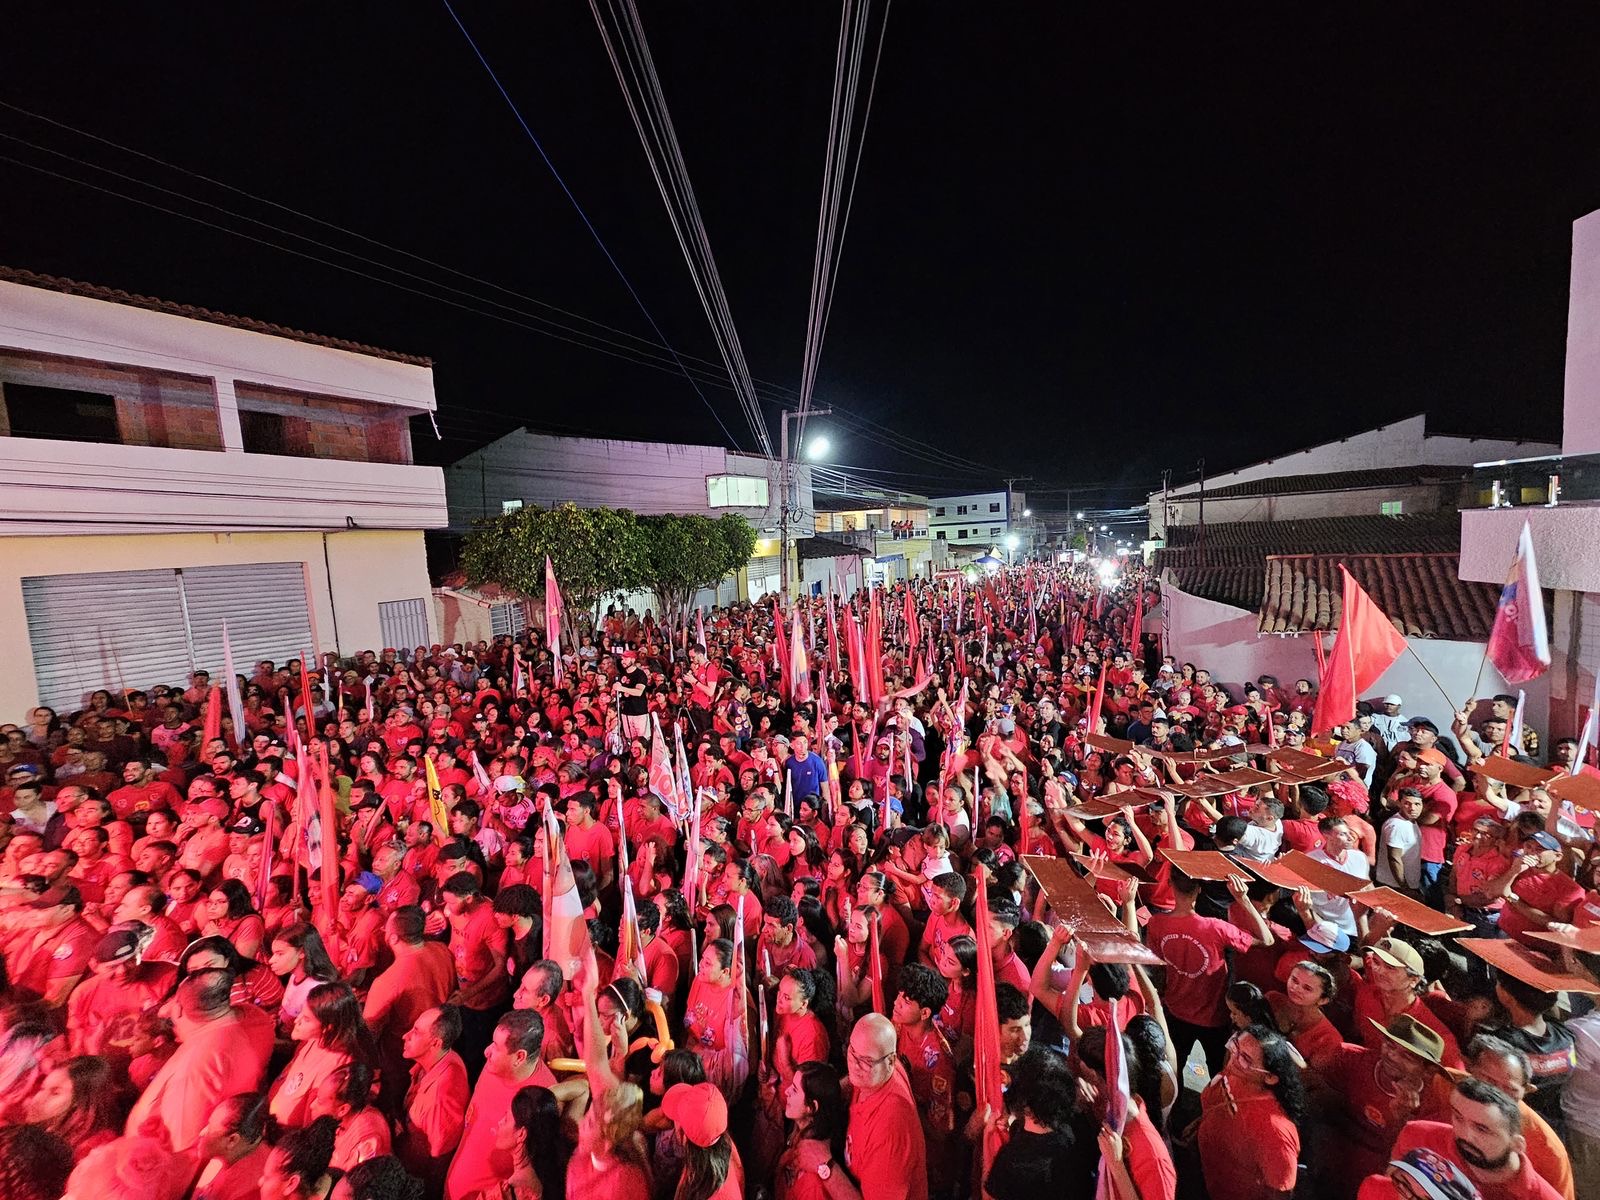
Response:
[1306,847,1371,934]
[1233,821,1283,864]
[1376,816,1422,889]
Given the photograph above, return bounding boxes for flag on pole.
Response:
[469,749,493,797]
[972,874,1007,1186]
[728,895,752,1094]
[424,755,452,836]
[1507,690,1527,757]
[789,606,812,705]
[222,620,246,751]
[1094,997,1133,1200]
[617,824,649,981]
[868,911,886,1014]
[315,744,339,919]
[545,556,565,686]
[696,606,707,651]
[1311,565,1408,734]
[1487,522,1552,685]
[1128,590,1144,662]
[647,715,684,820]
[774,606,793,703]
[541,804,591,980]
[202,684,222,752]
[1577,670,1600,770]
[826,592,842,678]
[253,802,276,913]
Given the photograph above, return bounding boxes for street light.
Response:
[807,435,831,461]
[1023,508,1032,517]
[778,407,832,610]
[1005,534,1020,550]
[1075,511,1085,520]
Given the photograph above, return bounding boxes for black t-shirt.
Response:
[619,667,650,716]
[984,1120,1098,1200]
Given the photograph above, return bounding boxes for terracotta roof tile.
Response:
[0,266,432,366]
[1257,553,1500,640]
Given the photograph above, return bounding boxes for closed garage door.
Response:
[745,555,781,602]
[23,563,312,710]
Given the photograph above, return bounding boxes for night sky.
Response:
[4,5,1598,510]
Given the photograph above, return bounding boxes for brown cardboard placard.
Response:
[1470,755,1557,791]
[1242,858,1311,890]
[1210,767,1278,790]
[1278,760,1353,785]
[1459,937,1600,994]
[1527,925,1600,954]
[1244,849,1370,896]
[1158,849,1241,881]
[1350,887,1473,936]
[1070,790,1163,820]
[1268,748,1338,774]
[1547,771,1600,814]
[1021,854,1162,966]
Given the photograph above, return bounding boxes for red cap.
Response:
[662,1081,727,1147]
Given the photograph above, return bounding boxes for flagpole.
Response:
[1403,642,1460,713]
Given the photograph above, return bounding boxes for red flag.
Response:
[201,684,222,752]
[902,587,921,652]
[868,912,886,1014]
[729,895,753,1093]
[1088,661,1108,734]
[826,592,842,678]
[647,715,685,821]
[1094,994,1133,1200]
[866,590,886,704]
[695,606,707,652]
[774,607,792,702]
[1311,565,1408,734]
[544,556,565,686]
[1486,521,1551,685]
[972,875,1007,1184]
[314,744,339,920]
[1128,591,1144,663]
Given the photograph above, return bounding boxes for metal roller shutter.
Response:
[23,569,193,710]
[181,563,314,675]
[378,597,430,653]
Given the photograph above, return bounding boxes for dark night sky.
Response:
[4,5,1598,508]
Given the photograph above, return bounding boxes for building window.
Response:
[1,383,120,443]
[502,499,524,514]
[234,381,413,464]
[958,529,968,539]
[989,501,1001,513]
[990,526,1001,537]
[707,474,769,508]
[1381,500,1403,515]
[934,506,945,516]
[935,530,946,540]
[957,504,968,515]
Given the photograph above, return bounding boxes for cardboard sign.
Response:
[1242,858,1312,890]
[1351,887,1473,936]
[1164,777,1246,799]
[1087,733,1137,757]
[1158,849,1240,882]
[1527,925,1600,954]
[1267,749,1335,774]
[1547,771,1600,814]
[1022,854,1162,966]
[1210,767,1278,790]
[1471,755,1557,791]
[1088,732,1240,766]
[1459,937,1600,994]
[1279,760,1353,785]
[1070,790,1163,820]
[1245,849,1370,896]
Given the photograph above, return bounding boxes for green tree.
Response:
[461,502,646,646]
[637,512,758,625]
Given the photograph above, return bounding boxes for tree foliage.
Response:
[638,512,758,621]
[460,503,757,639]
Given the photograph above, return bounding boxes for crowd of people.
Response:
[0,562,1594,1200]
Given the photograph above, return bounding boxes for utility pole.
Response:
[1003,475,1032,562]
[778,407,831,611]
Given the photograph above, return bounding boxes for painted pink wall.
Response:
[1565,209,1600,457]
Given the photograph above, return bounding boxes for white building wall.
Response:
[1565,209,1600,457]
[1161,483,1451,529]
[444,431,811,536]
[0,528,434,720]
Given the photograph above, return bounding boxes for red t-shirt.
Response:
[448,901,510,1010]
[1500,869,1586,946]
[1197,1083,1299,1200]
[1374,1120,1563,1200]
[564,820,616,880]
[845,1065,929,1200]
[1143,910,1257,1027]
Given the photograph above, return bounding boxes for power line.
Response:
[437,0,744,450]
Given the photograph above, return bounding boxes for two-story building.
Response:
[441,429,812,607]
[928,489,1029,560]
[0,268,447,718]
[812,488,937,583]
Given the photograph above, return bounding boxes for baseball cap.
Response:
[1367,936,1425,976]
[1383,694,1403,706]
[662,1081,728,1148]
[355,871,382,894]
[1528,831,1562,852]
[1387,1148,1481,1200]
[1416,749,1448,767]
[227,814,264,836]
[95,926,144,964]
[494,775,527,794]
[195,797,230,820]
[1299,920,1352,954]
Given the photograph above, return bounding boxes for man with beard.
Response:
[1373,1076,1563,1200]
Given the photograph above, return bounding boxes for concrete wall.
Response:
[1161,582,1544,738]
[444,431,812,536]
[1565,209,1600,457]
[1150,416,1559,511]
[1162,483,1450,529]
[0,528,434,719]
[1458,506,1600,594]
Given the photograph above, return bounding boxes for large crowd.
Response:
[0,563,1594,1200]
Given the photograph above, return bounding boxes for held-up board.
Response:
[1069,789,1165,820]
[1022,854,1161,966]
[1527,925,1600,954]
[1266,748,1352,784]
[1242,849,1371,897]
[1470,755,1558,791]
[1158,849,1241,881]
[1547,772,1600,814]
[1350,887,1472,936]
[1086,732,1241,766]
[1459,937,1600,994]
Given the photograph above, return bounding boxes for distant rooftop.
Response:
[1197,464,1471,501]
[0,266,432,366]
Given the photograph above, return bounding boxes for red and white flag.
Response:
[789,606,811,704]
[545,555,565,686]
[728,895,752,1093]
[541,804,590,980]
[647,714,684,821]
[1487,522,1551,685]
[1094,998,1133,1200]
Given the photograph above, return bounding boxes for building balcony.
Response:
[0,435,447,536]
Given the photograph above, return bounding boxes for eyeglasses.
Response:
[847,1046,897,1070]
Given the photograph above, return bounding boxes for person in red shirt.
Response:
[316,872,386,987]
[1144,869,1272,1074]
[661,1081,744,1200]
[890,963,958,1195]
[1192,1026,1303,1200]
[917,871,974,968]
[440,873,511,1072]
[982,895,1033,995]
[1499,833,1584,946]
[798,1012,927,1200]
[398,1004,470,1194]
[778,1062,848,1200]
[66,925,178,1058]
[443,1008,558,1200]
[6,883,101,1006]
[563,791,616,891]
[106,760,182,819]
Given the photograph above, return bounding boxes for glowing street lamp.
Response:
[807,435,831,461]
